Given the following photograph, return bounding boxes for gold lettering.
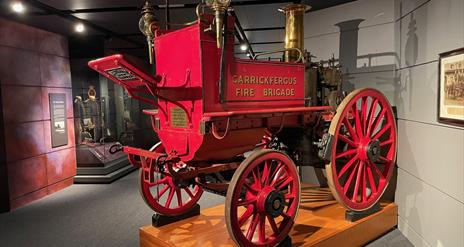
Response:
[233,75,238,84]
[250,76,256,84]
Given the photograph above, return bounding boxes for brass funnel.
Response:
[279,4,311,62]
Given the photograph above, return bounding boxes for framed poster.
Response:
[49,93,68,147]
[437,48,464,126]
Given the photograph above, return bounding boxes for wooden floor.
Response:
[140,186,398,247]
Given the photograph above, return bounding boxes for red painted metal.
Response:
[329,89,396,211]
[226,150,300,246]
[88,15,321,163]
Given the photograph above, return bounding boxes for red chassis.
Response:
[89,13,397,247]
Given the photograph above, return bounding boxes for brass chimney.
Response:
[279,4,311,62]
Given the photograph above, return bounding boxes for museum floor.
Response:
[0,171,413,247]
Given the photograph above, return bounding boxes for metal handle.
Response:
[252,48,305,63]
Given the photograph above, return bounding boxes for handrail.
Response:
[252,48,304,63]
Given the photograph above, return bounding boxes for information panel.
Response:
[49,93,68,148]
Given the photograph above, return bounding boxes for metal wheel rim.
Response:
[326,88,397,211]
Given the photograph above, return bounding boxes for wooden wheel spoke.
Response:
[361,164,367,202]
[246,213,259,240]
[337,155,359,179]
[366,165,378,194]
[184,187,195,199]
[237,197,257,207]
[343,118,359,142]
[380,139,394,147]
[268,162,283,185]
[353,105,363,138]
[372,123,391,140]
[352,161,364,202]
[338,134,357,147]
[368,161,384,180]
[238,205,255,226]
[366,99,379,135]
[165,188,174,208]
[343,161,359,194]
[369,107,386,137]
[261,160,271,186]
[335,148,358,159]
[267,215,279,235]
[258,215,266,243]
[378,156,390,163]
[270,165,285,186]
[155,185,170,200]
[285,193,296,199]
[175,188,183,206]
[276,176,293,190]
[361,97,368,135]
[252,167,262,189]
[244,182,259,195]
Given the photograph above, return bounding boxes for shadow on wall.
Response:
[395,13,419,116]
[334,19,400,104]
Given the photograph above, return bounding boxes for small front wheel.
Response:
[225,149,300,246]
[139,142,203,216]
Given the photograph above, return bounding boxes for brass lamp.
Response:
[206,0,231,48]
[139,1,158,64]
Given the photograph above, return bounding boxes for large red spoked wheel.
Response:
[139,142,203,216]
[326,88,397,211]
[226,149,300,247]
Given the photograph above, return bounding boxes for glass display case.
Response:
[71,57,156,183]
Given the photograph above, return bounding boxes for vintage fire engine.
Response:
[89,1,397,246]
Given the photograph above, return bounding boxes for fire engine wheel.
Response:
[226,149,300,247]
[139,142,203,216]
[326,88,397,211]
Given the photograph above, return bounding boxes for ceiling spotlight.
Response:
[11,2,25,13]
[75,23,85,33]
[240,43,248,51]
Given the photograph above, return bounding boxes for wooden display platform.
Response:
[140,187,397,247]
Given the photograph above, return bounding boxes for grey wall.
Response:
[237,0,464,245]
[394,0,464,246]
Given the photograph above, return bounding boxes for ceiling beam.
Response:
[22,0,144,47]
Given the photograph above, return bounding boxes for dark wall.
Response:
[0,17,76,212]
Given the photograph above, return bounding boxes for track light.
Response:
[240,43,248,51]
[11,2,25,13]
[75,23,85,33]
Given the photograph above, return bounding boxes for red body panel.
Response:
[88,15,318,163]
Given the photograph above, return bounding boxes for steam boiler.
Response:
[89,1,397,246]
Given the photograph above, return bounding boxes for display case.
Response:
[71,57,156,183]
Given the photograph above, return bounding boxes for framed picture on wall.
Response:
[437,48,464,126]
